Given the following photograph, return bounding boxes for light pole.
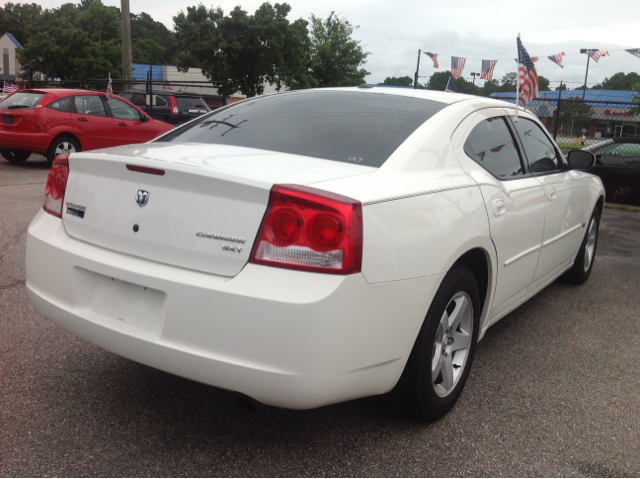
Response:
[121,0,132,82]
[579,48,598,101]
[470,72,480,85]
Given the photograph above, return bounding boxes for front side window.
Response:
[74,95,106,117]
[464,117,525,178]
[157,91,447,168]
[512,118,562,173]
[107,98,142,120]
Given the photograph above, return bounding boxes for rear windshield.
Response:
[157,91,446,167]
[0,92,45,110]
[176,96,210,113]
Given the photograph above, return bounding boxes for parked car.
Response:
[118,90,211,125]
[0,89,174,164]
[583,138,640,203]
[26,88,604,420]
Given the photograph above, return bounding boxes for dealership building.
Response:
[490,90,639,139]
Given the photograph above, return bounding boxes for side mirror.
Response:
[141,115,150,122]
[567,149,596,170]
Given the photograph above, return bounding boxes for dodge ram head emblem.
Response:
[136,190,150,207]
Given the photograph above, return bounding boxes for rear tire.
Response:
[564,208,600,285]
[46,135,80,164]
[392,264,480,421]
[1,149,31,163]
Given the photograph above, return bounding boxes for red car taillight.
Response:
[249,185,362,275]
[43,154,70,218]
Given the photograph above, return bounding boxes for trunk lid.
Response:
[62,143,374,277]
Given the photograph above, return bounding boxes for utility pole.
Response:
[470,72,480,85]
[414,49,421,89]
[579,48,598,101]
[121,0,132,82]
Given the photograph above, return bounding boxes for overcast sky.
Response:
[38,0,640,88]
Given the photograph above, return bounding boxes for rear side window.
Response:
[159,91,447,167]
[0,92,45,110]
[47,97,71,112]
[73,95,107,117]
[511,118,562,173]
[464,117,525,178]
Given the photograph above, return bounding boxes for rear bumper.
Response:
[0,130,50,153]
[26,210,442,409]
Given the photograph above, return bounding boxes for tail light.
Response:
[249,185,362,275]
[43,154,70,218]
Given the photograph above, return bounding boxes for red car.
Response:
[0,89,174,164]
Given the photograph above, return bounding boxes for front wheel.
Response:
[1,149,31,163]
[392,264,480,421]
[564,208,600,284]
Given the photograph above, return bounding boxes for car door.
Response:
[510,114,586,289]
[459,113,546,321]
[106,97,156,146]
[70,94,114,150]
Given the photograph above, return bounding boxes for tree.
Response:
[308,12,369,87]
[174,3,312,97]
[498,72,517,92]
[591,72,640,90]
[131,12,178,65]
[558,102,594,123]
[425,71,452,91]
[382,76,413,87]
[555,83,567,91]
[0,2,42,45]
[538,75,550,92]
[17,0,122,81]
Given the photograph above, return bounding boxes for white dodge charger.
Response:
[26,87,604,420]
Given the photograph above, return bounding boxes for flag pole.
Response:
[515,33,520,122]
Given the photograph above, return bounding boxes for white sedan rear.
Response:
[26,87,604,420]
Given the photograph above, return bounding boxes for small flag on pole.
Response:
[547,52,565,68]
[587,50,609,62]
[625,48,640,59]
[480,60,498,81]
[517,36,538,108]
[451,57,466,79]
[445,77,457,93]
[424,52,439,68]
[106,75,113,99]
[3,80,19,95]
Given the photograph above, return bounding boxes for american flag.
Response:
[451,56,466,79]
[531,57,539,62]
[625,48,640,59]
[517,37,538,107]
[480,60,497,81]
[3,80,19,95]
[547,52,565,68]
[424,52,439,68]
[106,76,113,99]
[445,77,457,93]
[588,50,609,62]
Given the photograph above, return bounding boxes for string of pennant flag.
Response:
[423,48,640,82]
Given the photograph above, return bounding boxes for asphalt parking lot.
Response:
[2,155,640,477]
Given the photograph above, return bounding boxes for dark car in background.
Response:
[583,138,640,204]
[119,90,211,126]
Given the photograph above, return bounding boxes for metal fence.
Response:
[523,96,640,205]
[11,78,230,109]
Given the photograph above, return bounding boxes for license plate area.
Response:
[72,267,167,335]
[2,116,13,125]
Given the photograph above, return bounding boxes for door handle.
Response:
[77,117,88,122]
[492,198,506,217]
[117,122,128,126]
[547,187,557,201]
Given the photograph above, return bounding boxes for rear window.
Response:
[176,96,210,113]
[0,92,45,110]
[158,91,446,167]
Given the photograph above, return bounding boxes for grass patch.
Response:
[604,203,640,213]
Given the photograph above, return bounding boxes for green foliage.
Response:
[17,0,122,80]
[499,72,517,92]
[0,2,42,45]
[555,83,567,91]
[558,101,594,123]
[308,12,369,87]
[382,76,413,87]
[591,72,640,91]
[538,75,550,91]
[131,12,178,65]
[174,2,313,97]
